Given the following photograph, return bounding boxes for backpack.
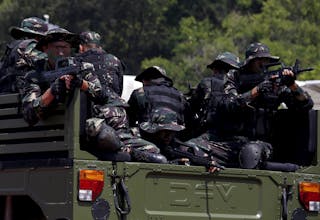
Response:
[0,39,39,93]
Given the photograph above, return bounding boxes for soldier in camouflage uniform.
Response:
[21,28,104,132]
[76,31,162,162]
[78,31,125,96]
[0,17,48,93]
[190,51,241,137]
[217,42,313,169]
[139,107,220,173]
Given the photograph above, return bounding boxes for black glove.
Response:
[50,78,66,96]
[281,74,296,87]
[257,80,273,95]
[70,75,83,89]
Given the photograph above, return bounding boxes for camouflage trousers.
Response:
[185,132,239,167]
[86,117,159,151]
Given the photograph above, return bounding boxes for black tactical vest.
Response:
[77,49,123,96]
[204,76,224,127]
[143,83,185,124]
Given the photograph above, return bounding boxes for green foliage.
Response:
[0,0,319,88]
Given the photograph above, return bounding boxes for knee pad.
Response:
[96,123,122,152]
[239,141,263,169]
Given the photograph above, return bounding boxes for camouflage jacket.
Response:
[77,48,125,96]
[21,59,104,126]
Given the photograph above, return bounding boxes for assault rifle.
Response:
[164,140,225,170]
[239,59,313,91]
[263,59,313,85]
[41,57,94,83]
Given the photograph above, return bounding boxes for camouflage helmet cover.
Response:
[207,51,241,70]
[140,107,185,133]
[242,42,280,67]
[35,27,80,51]
[10,17,48,39]
[135,65,172,83]
[80,31,101,45]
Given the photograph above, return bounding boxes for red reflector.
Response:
[79,170,104,201]
[299,182,320,211]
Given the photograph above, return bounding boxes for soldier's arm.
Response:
[81,72,104,103]
[21,81,49,126]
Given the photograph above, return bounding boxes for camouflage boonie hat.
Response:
[207,51,241,70]
[242,42,280,67]
[135,66,173,83]
[35,27,80,51]
[80,31,101,45]
[140,108,185,133]
[10,17,48,39]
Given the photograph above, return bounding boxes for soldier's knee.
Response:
[238,141,272,169]
[86,118,122,152]
[97,123,122,151]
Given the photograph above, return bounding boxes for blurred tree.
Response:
[0,0,319,87]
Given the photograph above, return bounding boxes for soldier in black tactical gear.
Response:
[127,66,191,140]
[217,42,313,169]
[0,17,48,93]
[190,51,241,137]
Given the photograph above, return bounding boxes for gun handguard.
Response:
[41,57,94,83]
[165,146,225,170]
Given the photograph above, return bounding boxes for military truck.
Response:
[0,83,319,220]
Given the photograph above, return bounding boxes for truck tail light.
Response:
[78,169,104,202]
[299,181,320,211]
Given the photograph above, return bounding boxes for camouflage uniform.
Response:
[139,107,220,166]
[190,52,241,137]
[78,31,125,96]
[0,17,48,93]
[78,31,160,160]
[21,28,102,126]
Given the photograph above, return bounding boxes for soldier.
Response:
[0,17,48,93]
[190,51,241,137]
[21,27,107,143]
[76,31,163,162]
[139,107,220,173]
[78,31,125,96]
[217,42,313,169]
[127,66,191,140]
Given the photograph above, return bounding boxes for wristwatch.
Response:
[32,97,46,112]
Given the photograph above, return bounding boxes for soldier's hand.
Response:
[208,161,221,173]
[281,69,296,87]
[257,80,273,95]
[50,78,66,97]
[70,75,83,89]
